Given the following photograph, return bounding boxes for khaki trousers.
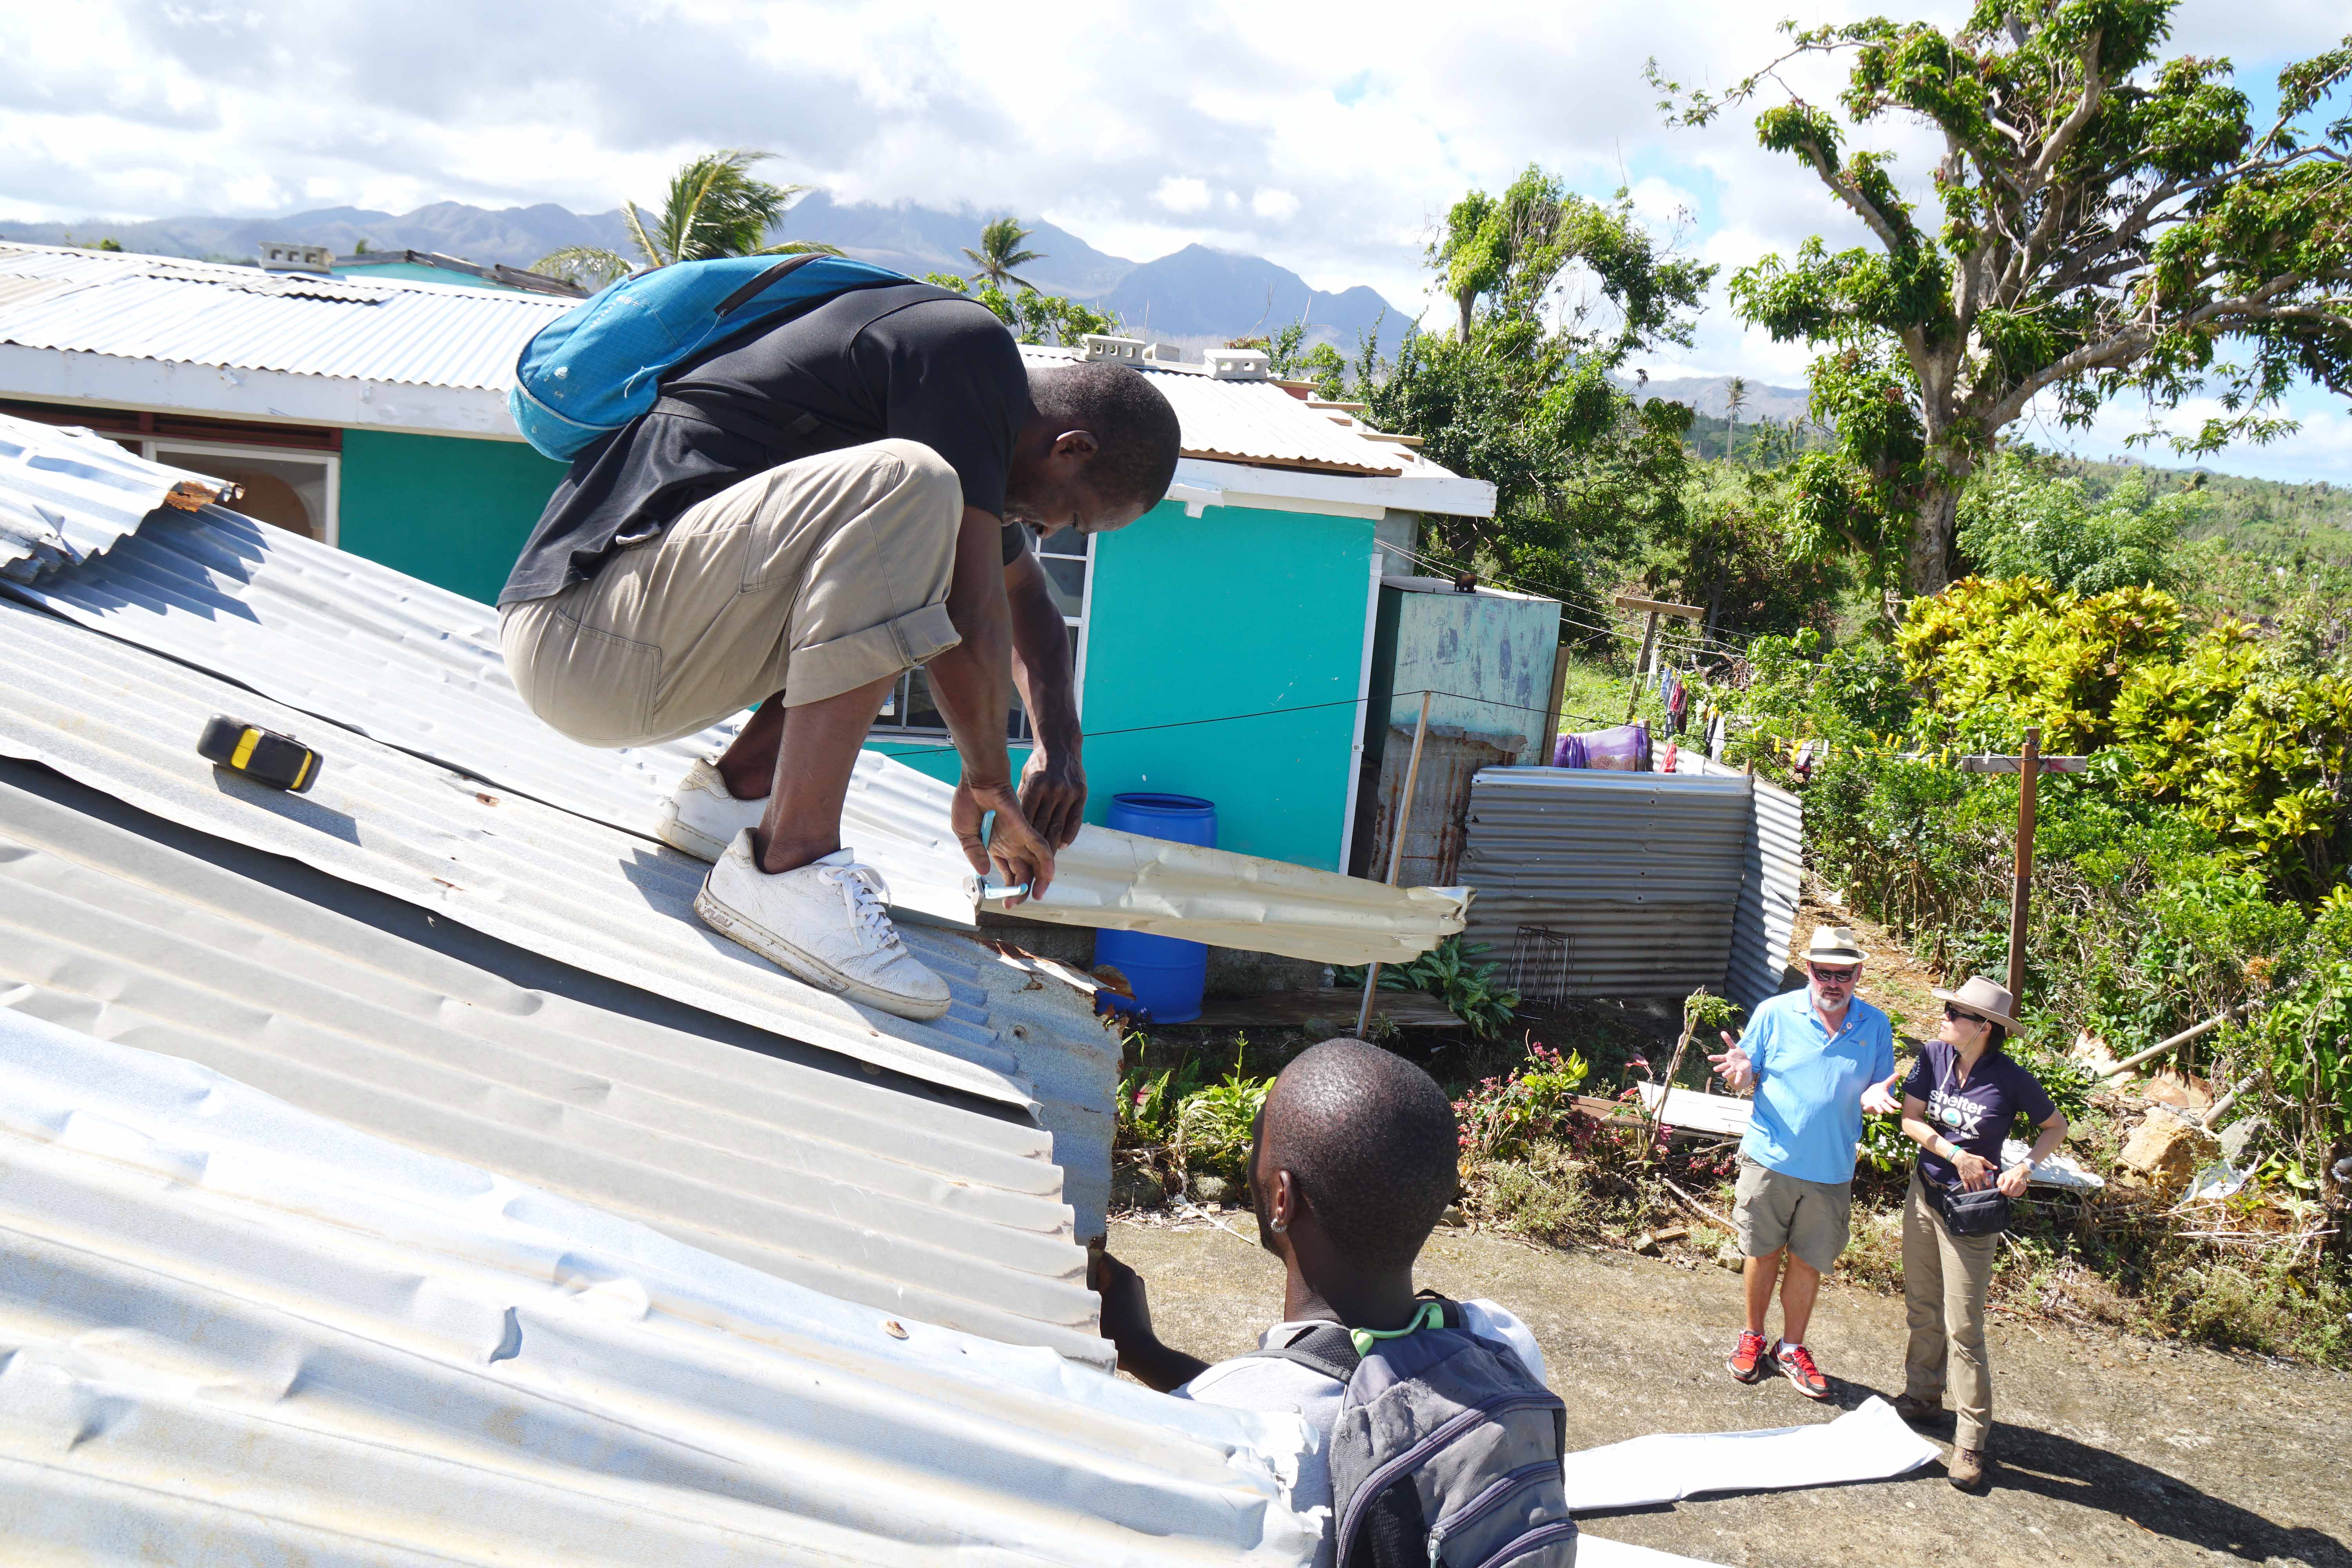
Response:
[500,439,962,748]
[1902,1170,2000,1450]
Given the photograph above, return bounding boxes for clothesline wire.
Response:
[1372,539,1764,655]
[867,684,1629,756]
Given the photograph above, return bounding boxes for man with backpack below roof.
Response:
[496,258,1180,1021]
[1708,925,1902,1399]
[1094,1039,1577,1567]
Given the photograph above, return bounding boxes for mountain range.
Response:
[0,193,1406,351]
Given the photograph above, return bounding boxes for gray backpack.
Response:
[1250,1295,1576,1568]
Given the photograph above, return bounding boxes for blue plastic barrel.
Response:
[1094,793,1216,1022]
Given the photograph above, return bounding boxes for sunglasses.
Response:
[1944,1003,1989,1025]
[1808,966,1858,984]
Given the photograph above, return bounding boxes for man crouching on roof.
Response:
[495,277,1180,1020]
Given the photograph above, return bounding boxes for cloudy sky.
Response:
[4,0,2347,480]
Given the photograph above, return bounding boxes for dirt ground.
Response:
[1107,1219,2352,1568]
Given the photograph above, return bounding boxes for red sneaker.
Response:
[1772,1339,1831,1399]
[1726,1329,1769,1383]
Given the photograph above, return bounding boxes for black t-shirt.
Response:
[1903,1038,2057,1191]
[501,282,1033,605]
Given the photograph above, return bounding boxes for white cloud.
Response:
[0,0,2341,480]
[1252,187,1298,221]
[1151,176,1212,215]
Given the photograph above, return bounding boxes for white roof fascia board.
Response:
[1172,456,1494,521]
[0,345,521,441]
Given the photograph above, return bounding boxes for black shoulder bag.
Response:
[1929,1178,2012,1236]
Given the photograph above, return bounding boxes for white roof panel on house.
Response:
[0,247,1497,514]
[1020,344,1409,477]
[0,1006,1319,1564]
[0,241,567,391]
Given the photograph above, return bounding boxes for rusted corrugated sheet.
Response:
[1363,726,1523,888]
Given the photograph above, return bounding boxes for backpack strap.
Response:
[1245,1322,1362,1387]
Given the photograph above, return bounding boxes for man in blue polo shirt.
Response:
[1708,926,1900,1399]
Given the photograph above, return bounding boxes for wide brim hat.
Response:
[1804,926,1868,965]
[1931,975,2023,1032]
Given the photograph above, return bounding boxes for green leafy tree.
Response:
[532,149,835,288]
[963,216,1045,291]
[1722,376,1749,461]
[1654,6,2352,596]
[920,272,1118,348]
[1897,573,2187,751]
[1957,448,2204,592]
[1373,169,1715,615]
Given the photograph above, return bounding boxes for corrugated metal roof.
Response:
[1022,344,1407,476]
[2,470,734,849]
[0,764,1109,1359]
[0,593,1067,1111]
[0,1006,1319,1564]
[0,241,567,390]
[0,412,227,583]
[1460,768,1753,999]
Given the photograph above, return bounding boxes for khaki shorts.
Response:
[500,438,962,748]
[1733,1156,1853,1274]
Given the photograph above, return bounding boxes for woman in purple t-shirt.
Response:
[1893,975,2069,1493]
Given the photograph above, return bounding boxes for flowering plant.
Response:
[1454,1042,1591,1161]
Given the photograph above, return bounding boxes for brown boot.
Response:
[1892,1393,1942,1425]
[1947,1446,1988,1491]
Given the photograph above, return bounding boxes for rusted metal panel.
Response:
[1363,725,1522,889]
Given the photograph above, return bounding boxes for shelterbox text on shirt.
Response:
[1737,987,1895,1185]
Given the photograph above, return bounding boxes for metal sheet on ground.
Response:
[1561,1397,1940,1512]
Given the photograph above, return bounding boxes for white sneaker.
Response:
[657,758,766,862]
[693,831,953,1021]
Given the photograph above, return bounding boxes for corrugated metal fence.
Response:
[1459,761,1801,1010]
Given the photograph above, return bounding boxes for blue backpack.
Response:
[507,253,912,461]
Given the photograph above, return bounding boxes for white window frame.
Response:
[136,437,341,548]
[869,531,1093,741]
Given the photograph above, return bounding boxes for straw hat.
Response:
[1931,975,2023,1032]
[1804,926,1868,965]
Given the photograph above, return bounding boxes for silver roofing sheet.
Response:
[0,462,735,847]
[848,750,1473,965]
[1658,749,1804,1013]
[0,769,1107,1359]
[0,595,1056,1111]
[1460,768,1753,999]
[1022,344,1405,476]
[0,241,567,390]
[0,419,1460,961]
[0,411,225,584]
[0,1008,1319,1565]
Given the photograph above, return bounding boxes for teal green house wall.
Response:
[869,498,1375,872]
[338,432,569,604]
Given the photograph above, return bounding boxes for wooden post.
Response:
[1612,595,1704,726]
[1356,690,1432,1038]
[2006,724,2040,1004]
[1624,611,1659,723]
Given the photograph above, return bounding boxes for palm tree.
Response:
[962,217,1044,292]
[533,150,836,289]
[1722,376,1749,463]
